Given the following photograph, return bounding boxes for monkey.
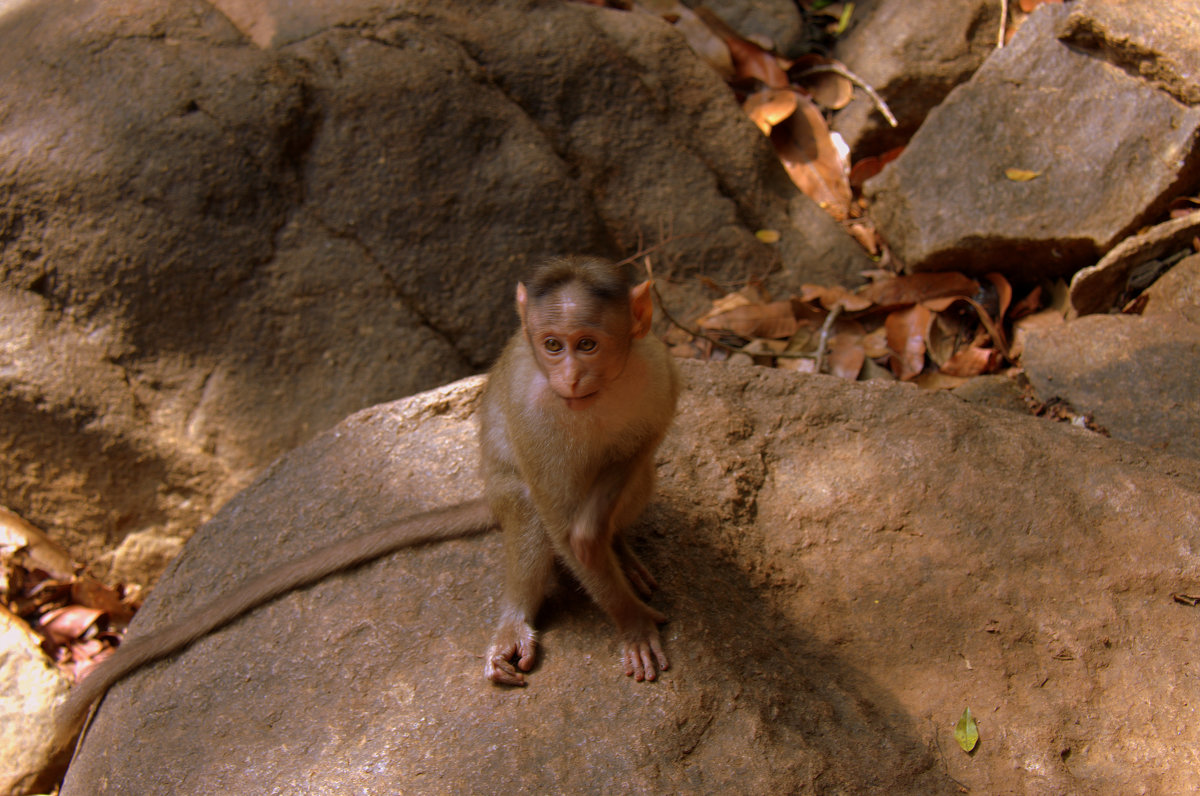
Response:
[50,255,677,758]
[480,255,679,685]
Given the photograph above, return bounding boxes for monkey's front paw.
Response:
[484,627,537,686]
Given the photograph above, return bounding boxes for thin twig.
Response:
[613,232,706,271]
[796,64,898,128]
[812,303,843,374]
[997,0,1008,48]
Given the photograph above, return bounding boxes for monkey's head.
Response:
[517,257,654,411]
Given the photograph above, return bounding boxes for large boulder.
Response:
[866,2,1200,279]
[0,0,871,584]
[831,0,999,158]
[54,361,1200,794]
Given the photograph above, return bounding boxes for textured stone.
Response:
[831,0,998,158]
[56,362,1200,794]
[866,3,1200,279]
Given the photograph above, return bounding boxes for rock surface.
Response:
[0,609,70,796]
[0,0,871,585]
[56,361,1200,794]
[831,0,998,158]
[1068,213,1200,316]
[1025,253,1200,460]
[866,2,1200,279]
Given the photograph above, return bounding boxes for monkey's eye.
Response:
[543,338,564,353]
[577,338,597,352]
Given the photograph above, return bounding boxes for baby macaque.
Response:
[52,255,678,759]
[480,255,679,684]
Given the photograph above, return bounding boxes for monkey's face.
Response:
[522,285,635,411]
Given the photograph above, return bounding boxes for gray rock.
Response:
[682,0,806,57]
[0,0,871,584]
[1069,214,1200,316]
[58,362,1200,794]
[1022,311,1200,459]
[1061,0,1200,105]
[866,3,1200,279]
[1144,252,1200,324]
[831,0,999,158]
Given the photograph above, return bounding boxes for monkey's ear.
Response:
[516,282,529,328]
[629,280,654,339]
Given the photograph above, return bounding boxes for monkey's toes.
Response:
[622,635,669,682]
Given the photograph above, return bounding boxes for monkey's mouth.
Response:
[562,392,598,410]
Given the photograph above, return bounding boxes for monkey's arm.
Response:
[53,498,492,755]
[568,448,658,571]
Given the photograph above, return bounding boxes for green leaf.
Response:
[954,707,980,752]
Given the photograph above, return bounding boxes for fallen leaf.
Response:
[861,325,889,358]
[985,272,1013,321]
[698,300,798,339]
[885,304,933,381]
[771,94,852,220]
[940,342,998,378]
[37,605,104,646]
[828,330,865,379]
[798,284,872,312]
[743,89,798,135]
[954,707,980,752]
[849,147,903,189]
[859,272,979,308]
[789,55,854,110]
[1005,168,1041,182]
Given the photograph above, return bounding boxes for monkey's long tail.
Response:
[53,498,493,757]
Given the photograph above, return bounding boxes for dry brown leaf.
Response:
[1005,167,1041,182]
[72,576,137,624]
[799,284,872,312]
[985,272,1013,321]
[771,94,852,220]
[885,304,933,381]
[940,342,999,378]
[844,220,879,254]
[744,89,798,135]
[828,330,866,380]
[698,300,798,339]
[37,605,104,646]
[862,326,889,358]
[860,272,979,308]
[849,147,904,190]
[789,55,854,110]
[1009,285,1044,321]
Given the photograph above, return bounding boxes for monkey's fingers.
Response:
[619,552,658,598]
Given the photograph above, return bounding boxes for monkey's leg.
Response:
[614,535,657,598]
[565,541,669,682]
[484,486,555,686]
